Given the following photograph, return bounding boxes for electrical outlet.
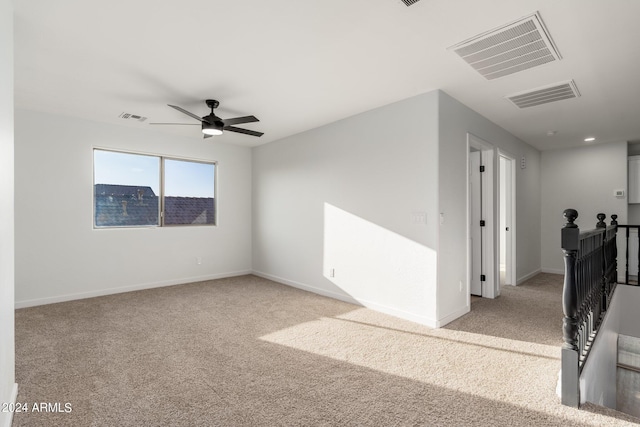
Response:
[196,257,202,265]
[411,212,427,224]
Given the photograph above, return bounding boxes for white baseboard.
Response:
[435,305,470,328]
[252,270,439,328]
[251,271,361,306]
[1,383,18,427]
[541,268,564,275]
[15,270,252,309]
[355,298,438,328]
[517,268,543,284]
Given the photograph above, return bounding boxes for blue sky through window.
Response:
[94,150,159,194]
[164,159,214,198]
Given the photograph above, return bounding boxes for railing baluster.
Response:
[626,226,630,285]
[613,223,640,286]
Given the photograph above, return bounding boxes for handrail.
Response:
[617,363,640,374]
[560,209,618,407]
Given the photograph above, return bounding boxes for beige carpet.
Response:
[13,273,639,426]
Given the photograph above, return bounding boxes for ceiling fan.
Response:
[150,99,263,138]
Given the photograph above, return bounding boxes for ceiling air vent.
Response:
[400,0,421,6]
[506,80,580,108]
[119,112,147,122]
[448,12,561,80]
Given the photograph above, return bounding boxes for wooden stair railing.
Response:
[561,209,618,407]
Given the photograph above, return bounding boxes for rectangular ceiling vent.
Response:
[448,12,561,80]
[119,112,147,122]
[400,0,421,6]
[506,80,580,108]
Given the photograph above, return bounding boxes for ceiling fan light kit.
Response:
[151,99,263,139]
[202,121,223,136]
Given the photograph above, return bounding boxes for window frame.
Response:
[160,156,217,227]
[93,148,217,229]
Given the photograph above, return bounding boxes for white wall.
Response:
[541,142,628,273]
[580,285,623,407]
[627,142,640,224]
[581,284,640,407]
[252,92,441,326]
[437,92,542,323]
[14,110,252,306]
[626,203,640,224]
[0,0,17,425]
[252,90,542,327]
[618,285,640,337]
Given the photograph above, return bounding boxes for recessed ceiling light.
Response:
[584,137,596,142]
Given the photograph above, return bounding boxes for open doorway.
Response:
[499,151,516,288]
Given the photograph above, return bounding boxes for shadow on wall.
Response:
[322,203,436,322]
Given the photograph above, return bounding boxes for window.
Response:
[163,158,216,226]
[94,150,160,227]
[93,149,216,228]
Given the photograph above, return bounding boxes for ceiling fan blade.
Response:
[224,126,264,137]
[222,115,259,126]
[149,123,200,125]
[203,133,213,139]
[168,104,204,122]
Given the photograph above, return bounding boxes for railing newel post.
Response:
[561,209,580,407]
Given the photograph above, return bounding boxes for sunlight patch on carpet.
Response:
[260,307,561,406]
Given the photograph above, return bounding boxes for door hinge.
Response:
[480,220,486,227]
[479,165,485,172]
[480,274,486,282]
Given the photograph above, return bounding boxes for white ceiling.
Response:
[13,0,640,150]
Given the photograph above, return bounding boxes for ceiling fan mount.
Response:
[150,99,263,138]
[205,99,220,110]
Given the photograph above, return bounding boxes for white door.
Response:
[468,133,496,299]
[470,150,482,296]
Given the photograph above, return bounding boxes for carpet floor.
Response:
[12,273,640,426]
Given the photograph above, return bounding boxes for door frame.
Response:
[498,149,517,289]
[469,149,482,296]
[467,133,496,299]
